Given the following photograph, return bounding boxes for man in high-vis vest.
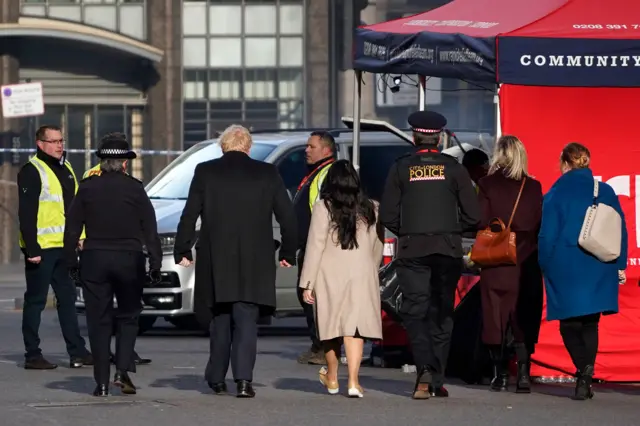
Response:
[292,130,336,364]
[17,125,92,370]
[81,162,152,366]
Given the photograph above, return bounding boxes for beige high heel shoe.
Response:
[348,384,364,398]
[319,366,339,395]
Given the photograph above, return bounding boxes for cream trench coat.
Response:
[299,201,384,341]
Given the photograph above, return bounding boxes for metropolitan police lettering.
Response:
[409,164,445,181]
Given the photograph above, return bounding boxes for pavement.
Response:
[0,263,639,425]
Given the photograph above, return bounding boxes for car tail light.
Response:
[382,238,397,265]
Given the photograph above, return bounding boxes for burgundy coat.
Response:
[476,171,544,350]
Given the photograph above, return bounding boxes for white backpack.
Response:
[578,180,622,262]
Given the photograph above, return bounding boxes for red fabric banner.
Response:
[500,84,640,278]
[500,84,640,382]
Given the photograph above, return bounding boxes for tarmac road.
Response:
[0,263,638,425]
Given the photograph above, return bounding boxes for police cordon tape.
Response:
[0,148,184,155]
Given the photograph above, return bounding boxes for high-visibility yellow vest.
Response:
[83,164,101,179]
[19,157,82,250]
[308,163,333,211]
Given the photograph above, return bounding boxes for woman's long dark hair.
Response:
[319,159,376,250]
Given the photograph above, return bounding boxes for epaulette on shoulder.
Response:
[81,174,98,182]
[396,152,413,161]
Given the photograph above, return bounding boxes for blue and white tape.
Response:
[0,148,184,155]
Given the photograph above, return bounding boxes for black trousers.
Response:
[297,250,321,352]
[81,250,145,385]
[396,254,463,387]
[559,313,601,373]
[205,302,260,383]
[22,248,87,359]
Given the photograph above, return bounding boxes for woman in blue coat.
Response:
[538,142,627,401]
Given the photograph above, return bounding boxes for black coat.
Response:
[174,151,297,314]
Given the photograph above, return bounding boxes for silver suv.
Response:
[75,119,491,334]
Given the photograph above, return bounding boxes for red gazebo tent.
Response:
[353,0,640,382]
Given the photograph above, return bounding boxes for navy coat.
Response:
[538,168,627,321]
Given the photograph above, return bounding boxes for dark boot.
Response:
[516,361,531,393]
[489,347,508,392]
[236,380,255,398]
[514,343,531,394]
[573,365,595,400]
[113,371,136,395]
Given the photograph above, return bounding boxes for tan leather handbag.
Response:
[470,178,526,267]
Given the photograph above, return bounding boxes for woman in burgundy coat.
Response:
[476,135,543,393]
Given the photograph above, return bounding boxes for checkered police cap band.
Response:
[412,127,441,134]
[99,149,130,155]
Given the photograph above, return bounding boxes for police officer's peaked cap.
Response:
[407,111,447,134]
[96,132,137,159]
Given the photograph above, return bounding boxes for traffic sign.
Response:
[1,82,44,118]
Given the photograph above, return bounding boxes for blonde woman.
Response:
[476,135,543,393]
[538,143,627,400]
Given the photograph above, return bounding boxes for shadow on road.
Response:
[46,375,96,395]
[149,374,266,394]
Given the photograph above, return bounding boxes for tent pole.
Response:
[494,83,502,140]
[418,75,426,111]
[352,70,362,173]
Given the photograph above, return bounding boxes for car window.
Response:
[146,142,275,200]
[275,148,308,193]
[348,145,414,201]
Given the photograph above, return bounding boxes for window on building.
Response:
[19,0,147,40]
[182,0,306,147]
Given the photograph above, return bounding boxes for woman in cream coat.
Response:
[299,160,384,398]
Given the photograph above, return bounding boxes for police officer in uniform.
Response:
[81,161,152,367]
[63,133,162,397]
[379,111,480,399]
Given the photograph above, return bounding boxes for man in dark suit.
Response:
[174,125,297,398]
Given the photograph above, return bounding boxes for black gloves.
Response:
[148,269,162,286]
[69,267,80,283]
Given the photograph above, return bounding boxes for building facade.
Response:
[0,0,491,263]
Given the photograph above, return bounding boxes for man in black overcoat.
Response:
[174,125,297,398]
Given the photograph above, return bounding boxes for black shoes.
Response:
[93,384,109,397]
[490,364,509,392]
[489,347,509,392]
[70,353,93,369]
[428,385,449,397]
[516,361,532,393]
[24,356,58,370]
[208,382,228,395]
[113,371,137,395]
[573,365,595,401]
[236,380,255,398]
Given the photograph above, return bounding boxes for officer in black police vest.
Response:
[63,133,162,397]
[379,111,480,400]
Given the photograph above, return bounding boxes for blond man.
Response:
[174,125,297,398]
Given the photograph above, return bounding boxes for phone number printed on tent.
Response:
[573,24,640,29]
